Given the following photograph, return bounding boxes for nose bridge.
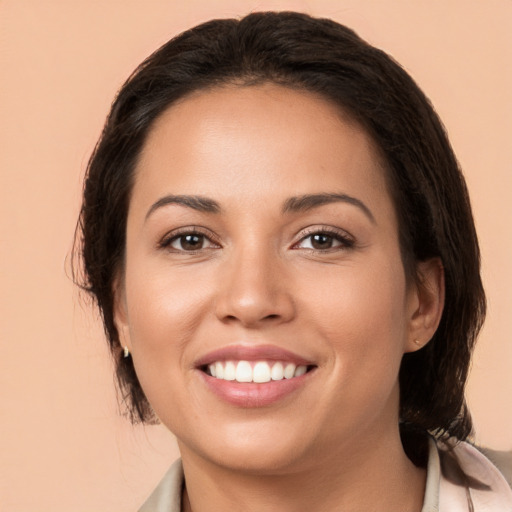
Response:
[215,237,294,326]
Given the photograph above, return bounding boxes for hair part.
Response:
[74,11,485,440]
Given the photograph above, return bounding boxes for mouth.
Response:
[194,345,317,407]
[201,360,314,383]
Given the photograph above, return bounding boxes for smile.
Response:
[195,345,317,407]
[207,360,309,383]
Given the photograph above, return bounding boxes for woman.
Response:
[75,11,512,511]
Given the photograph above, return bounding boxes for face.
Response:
[116,84,429,474]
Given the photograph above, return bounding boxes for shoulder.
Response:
[138,459,183,512]
[448,441,512,489]
[477,446,512,488]
[436,440,512,511]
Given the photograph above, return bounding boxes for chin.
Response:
[210,444,309,475]
[177,419,314,475]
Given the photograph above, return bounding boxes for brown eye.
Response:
[169,233,212,251]
[295,230,354,251]
[310,234,334,249]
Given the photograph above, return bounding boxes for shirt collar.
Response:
[138,438,512,512]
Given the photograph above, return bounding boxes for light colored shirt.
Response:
[139,439,512,511]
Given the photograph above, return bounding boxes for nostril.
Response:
[214,287,296,326]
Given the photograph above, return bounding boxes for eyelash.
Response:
[292,226,355,252]
[158,227,220,254]
[158,226,355,254]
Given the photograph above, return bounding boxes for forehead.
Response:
[132,84,392,217]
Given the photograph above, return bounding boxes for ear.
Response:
[404,258,445,353]
[113,274,133,354]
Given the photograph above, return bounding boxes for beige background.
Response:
[1,1,510,510]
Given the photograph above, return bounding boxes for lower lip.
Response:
[198,370,313,407]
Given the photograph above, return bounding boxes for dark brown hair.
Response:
[75,11,485,442]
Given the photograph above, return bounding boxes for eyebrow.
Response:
[282,193,375,223]
[145,192,375,224]
[145,195,221,220]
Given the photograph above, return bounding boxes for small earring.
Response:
[413,339,422,347]
[123,346,130,358]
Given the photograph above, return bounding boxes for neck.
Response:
[179,427,426,512]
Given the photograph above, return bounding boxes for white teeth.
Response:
[271,362,284,380]
[253,362,271,383]
[294,365,307,377]
[224,361,236,381]
[284,363,296,379]
[235,361,253,382]
[215,361,224,379]
[207,360,309,383]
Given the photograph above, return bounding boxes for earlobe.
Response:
[405,258,445,353]
[113,275,133,354]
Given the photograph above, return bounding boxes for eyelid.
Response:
[158,226,222,251]
[292,225,355,250]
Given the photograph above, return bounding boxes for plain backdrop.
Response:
[1,1,511,510]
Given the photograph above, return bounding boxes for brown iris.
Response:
[310,233,335,250]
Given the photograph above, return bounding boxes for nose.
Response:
[214,245,296,328]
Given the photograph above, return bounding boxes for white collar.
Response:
[435,438,512,511]
[139,440,512,512]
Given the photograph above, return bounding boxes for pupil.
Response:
[312,234,332,249]
[182,234,202,250]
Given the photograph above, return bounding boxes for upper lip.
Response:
[194,344,315,368]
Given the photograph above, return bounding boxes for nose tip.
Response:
[220,297,286,327]
[214,257,295,328]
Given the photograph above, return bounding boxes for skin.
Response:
[115,84,444,511]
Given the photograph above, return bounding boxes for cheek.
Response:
[124,262,214,361]
[298,256,408,377]
[122,264,214,426]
